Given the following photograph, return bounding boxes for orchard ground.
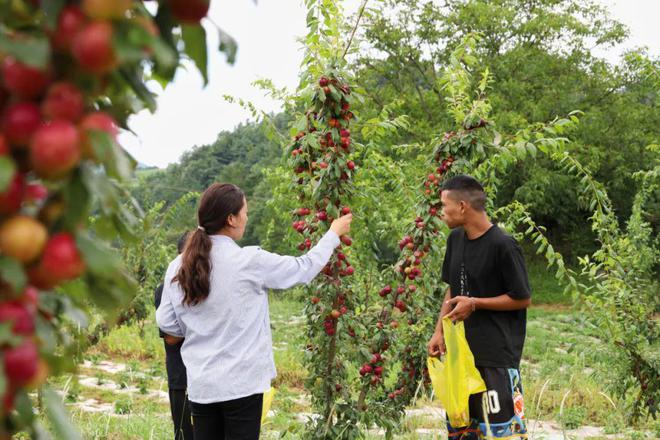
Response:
[23,259,658,439]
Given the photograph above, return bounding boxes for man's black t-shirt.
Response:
[154,283,187,390]
[441,225,531,368]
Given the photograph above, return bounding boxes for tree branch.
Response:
[342,0,369,60]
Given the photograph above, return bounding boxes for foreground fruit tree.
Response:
[0,0,232,436]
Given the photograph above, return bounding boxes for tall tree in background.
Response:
[352,0,658,256]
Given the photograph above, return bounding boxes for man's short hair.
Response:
[441,175,487,211]
[177,231,189,254]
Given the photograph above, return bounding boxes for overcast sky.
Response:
[119,0,660,169]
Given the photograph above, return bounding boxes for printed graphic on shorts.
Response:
[447,420,481,439]
[447,367,528,439]
[485,390,501,414]
[508,368,526,423]
[477,368,527,438]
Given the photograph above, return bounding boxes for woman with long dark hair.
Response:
[156,183,352,439]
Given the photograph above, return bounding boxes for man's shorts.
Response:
[446,367,527,439]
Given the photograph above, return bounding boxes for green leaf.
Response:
[58,295,89,328]
[13,390,35,426]
[218,27,238,64]
[61,171,91,230]
[80,166,117,213]
[75,232,122,275]
[153,4,178,82]
[182,24,208,85]
[0,322,21,347]
[493,131,502,146]
[88,131,113,163]
[43,387,83,440]
[526,142,537,157]
[41,0,66,30]
[32,422,54,440]
[545,245,555,261]
[151,37,178,71]
[0,257,26,292]
[0,30,50,69]
[88,131,135,181]
[0,156,16,192]
[119,68,157,112]
[35,313,58,353]
[83,271,136,319]
[0,355,5,399]
[113,22,153,65]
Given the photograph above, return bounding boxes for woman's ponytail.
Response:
[174,183,245,306]
[175,228,212,306]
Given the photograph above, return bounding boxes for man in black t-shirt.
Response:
[427,175,531,439]
[154,232,192,440]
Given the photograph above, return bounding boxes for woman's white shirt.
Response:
[156,229,340,403]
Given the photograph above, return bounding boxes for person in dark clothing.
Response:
[154,232,192,440]
[427,175,532,439]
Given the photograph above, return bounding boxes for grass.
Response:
[522,309,619,427]
[270,297,308,390]
[90,323,164,360]
[526,257,572,305]
[21,267,657,439]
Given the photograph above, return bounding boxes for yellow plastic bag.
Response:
[261,387,276,424]
[427,317,486,428]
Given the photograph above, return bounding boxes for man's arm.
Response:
[427,288,452,356]
[163,334,184,345]
[444,294,531,322]
[158,284,184,345]
[154,284,168,339]
[476,295,531,311]
[155,273,185,339]
[435,288,453,331]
